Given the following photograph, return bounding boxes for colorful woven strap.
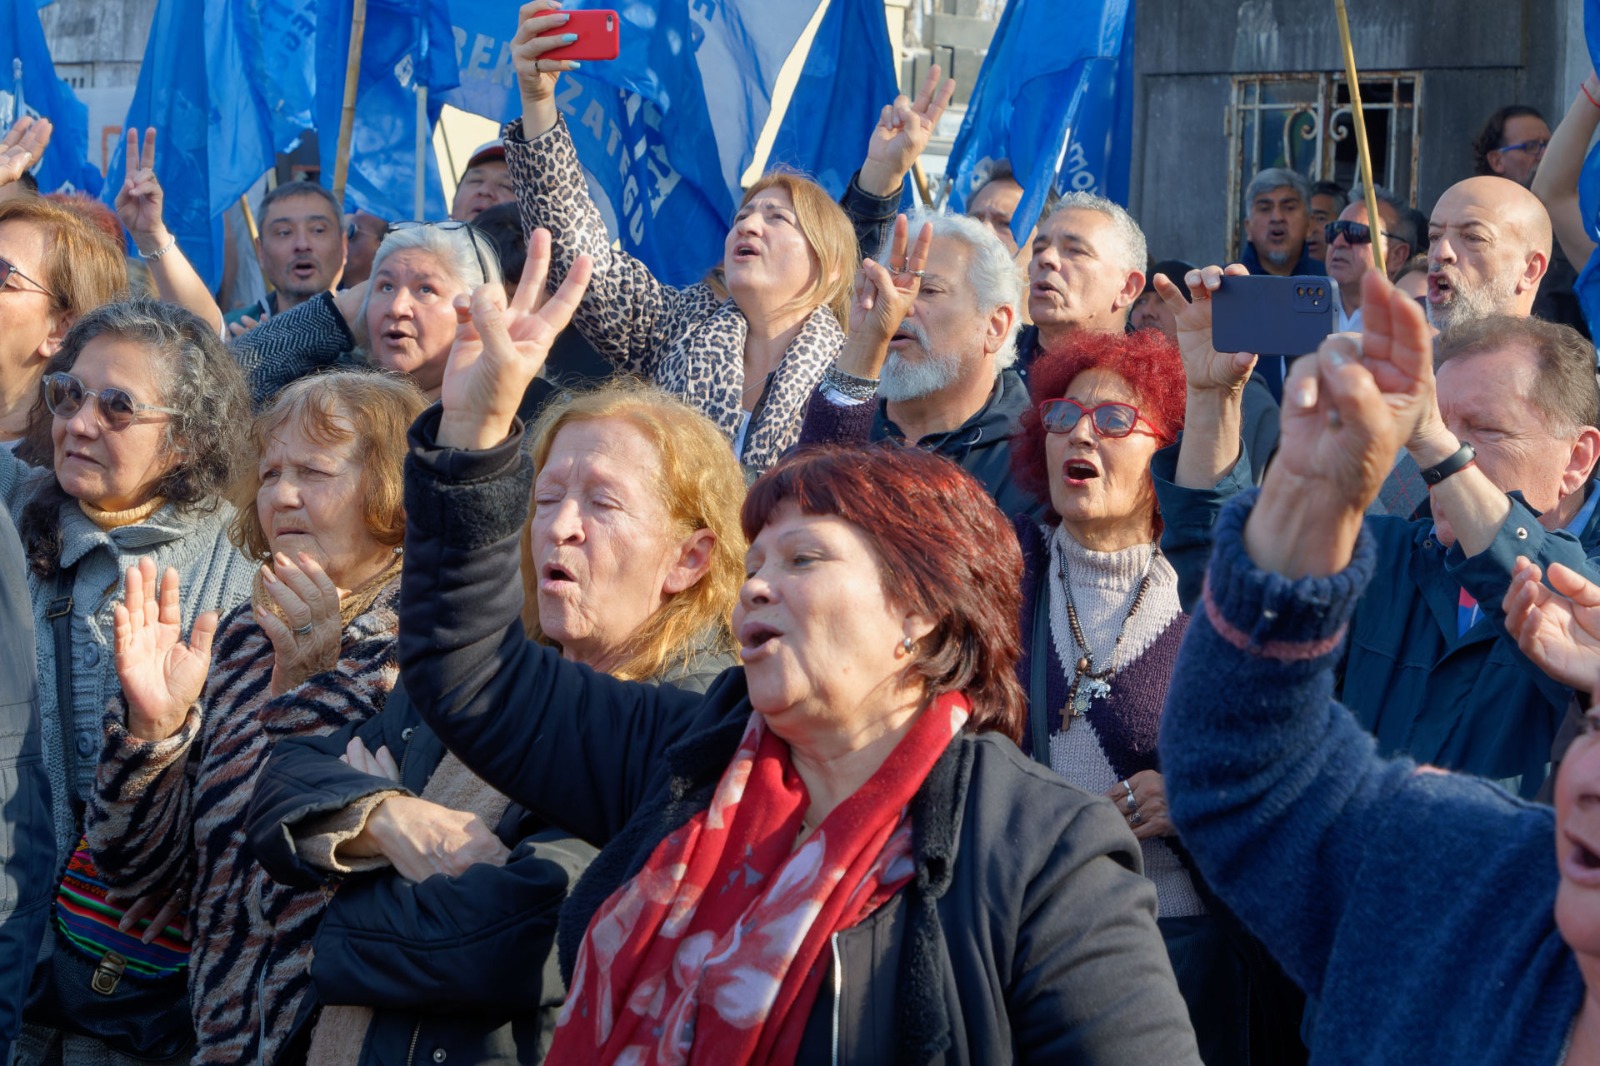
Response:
[55,839,188,978]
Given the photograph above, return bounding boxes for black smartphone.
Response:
[1211,274,1336,357]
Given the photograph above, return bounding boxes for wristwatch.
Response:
[1418,441,1476,486]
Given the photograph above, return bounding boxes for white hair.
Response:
[894,207,1024,370]
[357,223,504,335]
[1043,191,1148,284]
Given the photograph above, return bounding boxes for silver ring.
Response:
[1130,811,1144,827]
[903,269,926,278]
[293,621,314,636]
[1125,795,1139,814]
[1121,780,1135,802]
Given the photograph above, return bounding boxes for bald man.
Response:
[1425,175,1552,332]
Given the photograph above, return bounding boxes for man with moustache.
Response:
[226,182,347,329]
[797,210,1035,516]
[1239,168,1323,277]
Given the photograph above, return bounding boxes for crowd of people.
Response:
[5,3,1600,1064]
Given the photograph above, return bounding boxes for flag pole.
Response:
[911,160,932,206]
[1333,0,1385,278]
[240,193,258,244]
[332,0,368,206]
[414,84,427,220]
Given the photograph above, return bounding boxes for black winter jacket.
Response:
[247,682,597,1066]
[0,501,50,1062]
[393,405,1202,1065]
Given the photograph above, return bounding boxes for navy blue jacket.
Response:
[1238,242,1325,277]
[390,406,1202,1065]
[1153,442,1600,798]
[0,500,50,1061]
[1162,493,1582,1063]
[247,683,596,1065]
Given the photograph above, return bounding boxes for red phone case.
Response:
[540,10,621,61]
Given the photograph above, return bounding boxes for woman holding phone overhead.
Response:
[502,0,860,471]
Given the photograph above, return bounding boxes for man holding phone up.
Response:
[1150,266,1600,802]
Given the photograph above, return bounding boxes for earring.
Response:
[900,636,915,654]
[392,545,403,555]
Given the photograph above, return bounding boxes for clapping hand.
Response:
[0,115,50,188]
[254,552,345,696]
[437,228,592,449]
[112,558,217,743]
[1154,264,1256,395]
[859,65,955,197]
[1504,557,1600,697]
[848,214,933,347]
[114,128,170,254]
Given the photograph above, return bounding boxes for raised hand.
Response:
[437,228,593,449]
[114,128,169,252]
[1503,557,1600,696]
[513,0,585,134]
[113,558,217,742]
[0,116,50,188]
[849,214,933,343]
[859,65,956,197]
[1155,264,1256,394]
[254,552,345,696]
[1350,269,1445,456]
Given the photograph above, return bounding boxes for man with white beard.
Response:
[1372,174,1555,517]
[796,209,1038,516]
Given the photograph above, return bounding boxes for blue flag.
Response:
[1575,0,1600,333]
[102,0,280,287]
[0,0,96,193]
[765,0,900,202]
[944,0,1132,246]
[316,0,459,223]
[444,0,822,287]
[235,0,320,152]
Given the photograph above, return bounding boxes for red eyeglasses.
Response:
[1038,398,1167,440]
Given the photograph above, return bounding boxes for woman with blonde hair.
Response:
[246,290,749,1061]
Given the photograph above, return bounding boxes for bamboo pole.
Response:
[332,0,368,207]
[912,160,932,206]
[240,193,258,244]
[1333,0,1385,278]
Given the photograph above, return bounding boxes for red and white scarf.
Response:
[546,692,971,1065]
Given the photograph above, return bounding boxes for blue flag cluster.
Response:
[0,0,96,194]
[445,0,822,286]
[1575,0,1600,334]
[944,0,1135,248]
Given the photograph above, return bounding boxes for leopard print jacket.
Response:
[504,117,845,472]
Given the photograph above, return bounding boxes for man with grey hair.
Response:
[1346,184,1417,281]
[798,209,1036,516]
[1241,167,1323,277]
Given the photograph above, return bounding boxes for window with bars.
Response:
[1226,72,1421,260]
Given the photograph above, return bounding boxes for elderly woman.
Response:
[1009,328,1251,1063]
[227,221,503,406]
[1,299,254,1066]
[1160,277,1596,1064]
[83,370,426,1066]
[381,264,1202,1062]
[242,381,744,1063]
[506,2,860,471]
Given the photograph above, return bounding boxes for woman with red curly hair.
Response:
[1012,328,1249,1064]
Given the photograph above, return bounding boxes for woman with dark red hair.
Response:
[1012,328,1249,1064]
[382,280,1202,1063]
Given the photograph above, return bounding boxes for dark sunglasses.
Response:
[385,220,492,285]
[42,372,179,430]
[0,254,54,299]
[1324,219,1405,247]
[1038,398,1166,440]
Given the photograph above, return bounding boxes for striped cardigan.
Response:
[84,579,400,1066]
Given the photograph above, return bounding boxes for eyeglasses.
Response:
[1038,398,1166,440]
[1324,220,1406,247]
[0,254,54,299]
[1497,139,1550,157]
[42,372,179,430]
[385,220,492,285]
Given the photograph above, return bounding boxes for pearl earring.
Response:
[900,636,915,654]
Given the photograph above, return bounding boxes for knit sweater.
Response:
[1161,489,1585,1063]
[84,581,401,1066]
[1019,523,1201,919]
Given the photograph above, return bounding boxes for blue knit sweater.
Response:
[1161,489,1585,1063]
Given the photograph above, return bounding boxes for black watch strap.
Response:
[1419,441,1476,485]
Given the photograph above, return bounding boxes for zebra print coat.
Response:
[84,579,400,1065]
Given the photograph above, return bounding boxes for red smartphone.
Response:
[540,9,621,62]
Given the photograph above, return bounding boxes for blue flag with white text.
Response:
[944,0,1132,246]
[444,0,822,286]
[0,0,96,193]
[1575,0,1600,335]
[102,0,280,287]
[236,0,320,152]
[315,0,459,223]
[765,0,901,203]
